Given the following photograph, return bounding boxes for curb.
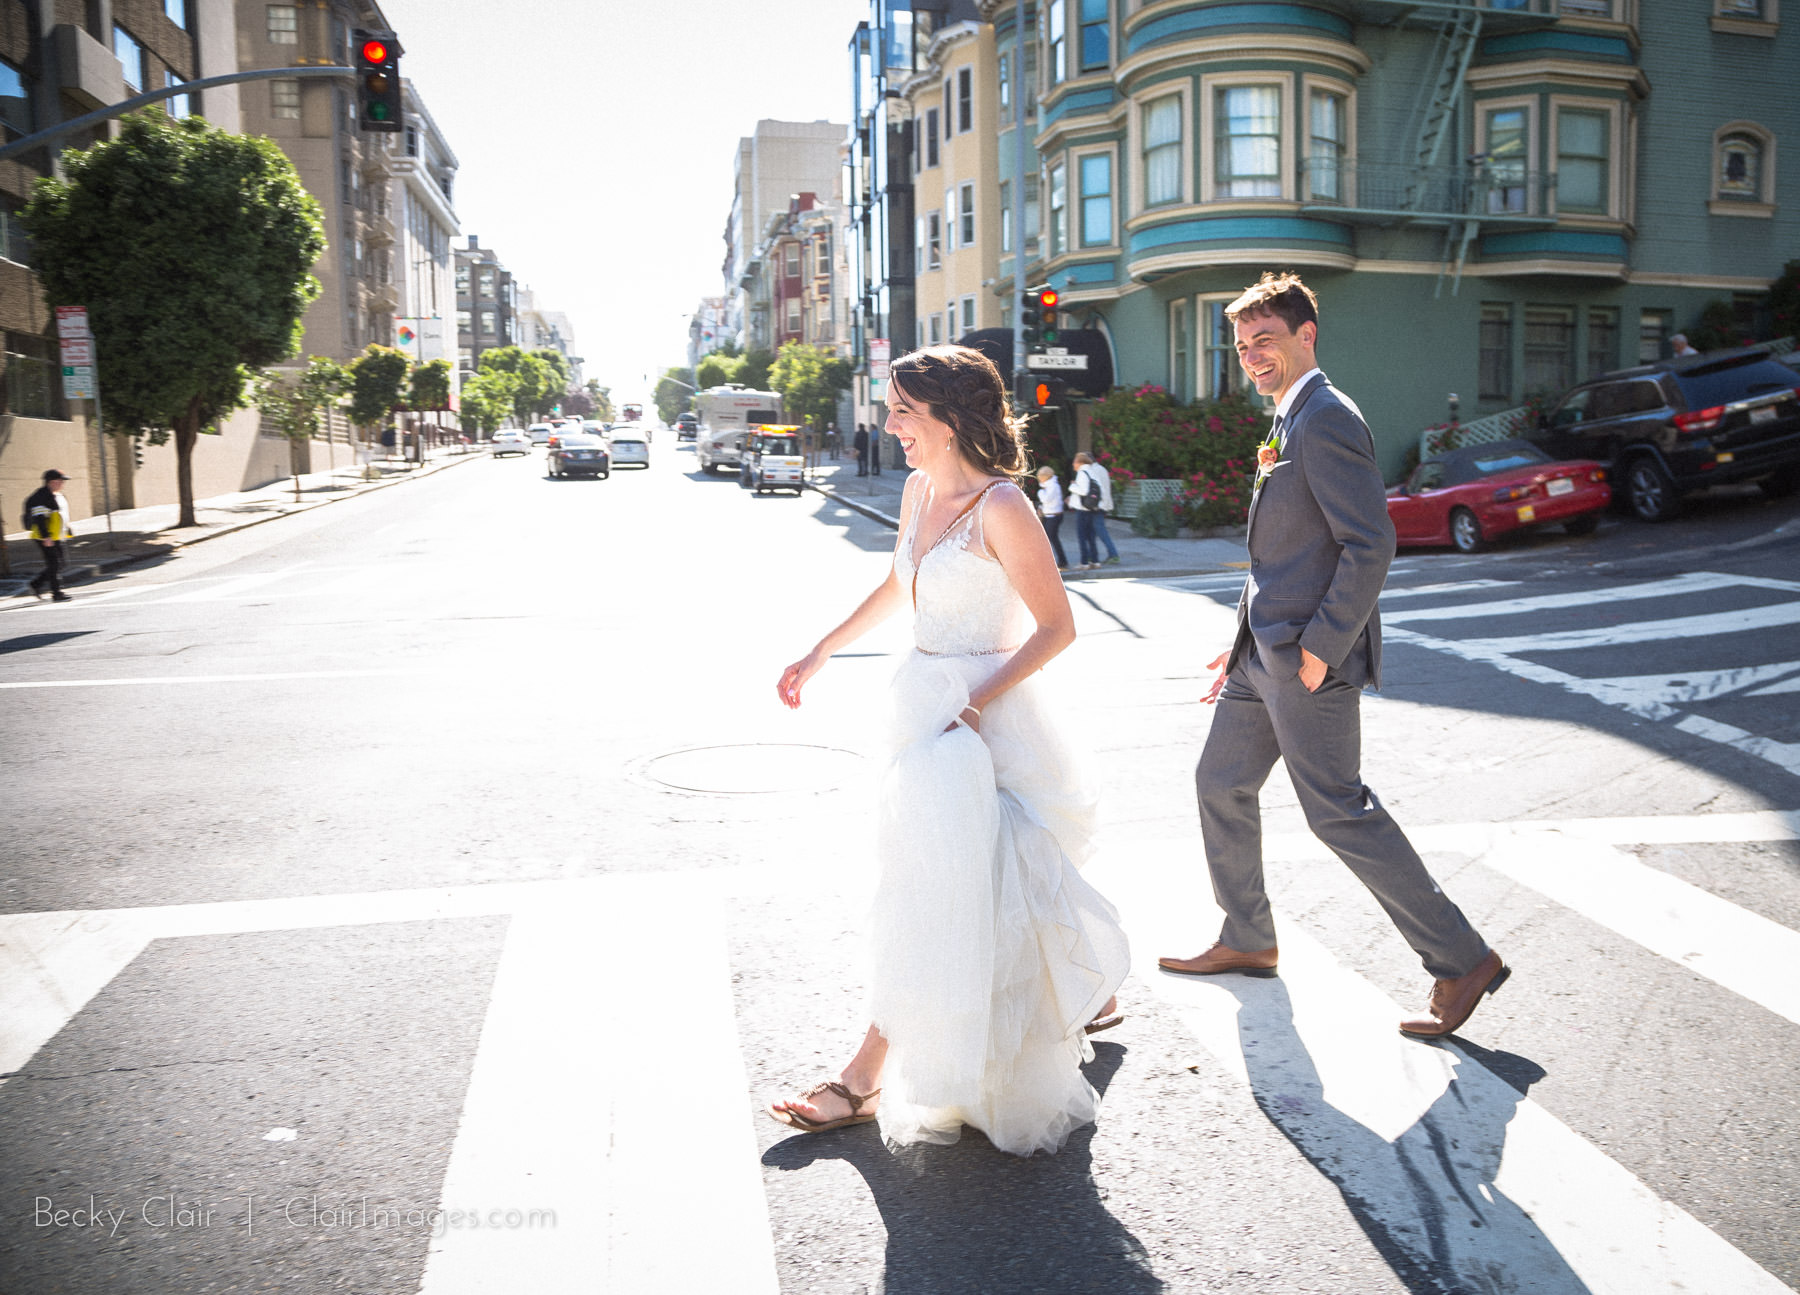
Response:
[1,451,481,597]
[806,480,901,529]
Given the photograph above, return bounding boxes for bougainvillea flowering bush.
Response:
[1090,385,1268,528]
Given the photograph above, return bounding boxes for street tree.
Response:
[738,348,775,391]
[348,345,410,450]
[696,352,740,390]
[654,367,695,423]
[769,343,850,436]
[21,111,325,526]
[458,369,513,437]
[409,358,453,414]
[478,346,556,424]
[531,348,572,415]
[587,381,614,422]
[254,356,347,499]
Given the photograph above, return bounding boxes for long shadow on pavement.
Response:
[762,1042,1162,1295]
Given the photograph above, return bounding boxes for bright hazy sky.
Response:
[379,0,866,403]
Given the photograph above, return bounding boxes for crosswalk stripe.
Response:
[1254,816,1800,1027]
[419,879,778,1294]
[1454,598,1800,654]
[1381,571,1726,622]
[155,565,312,603]
[0,669,408,690]
[1095,850,1791,1295]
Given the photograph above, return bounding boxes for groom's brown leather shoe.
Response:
[1398,949,1510,1038]
[1158,942,1278,978]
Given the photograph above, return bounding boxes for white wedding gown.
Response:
[867,480,1131,1157]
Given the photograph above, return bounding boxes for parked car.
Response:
[547,434,610,479]
[674,412,699,440]
[1531,347,1800,521]
[1387,439,1610,554]
[490,429,531,457]
[526,423,555,445]
[607,430,650,469]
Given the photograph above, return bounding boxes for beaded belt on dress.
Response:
[916,644,1020,657]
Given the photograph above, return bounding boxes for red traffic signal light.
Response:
[360,39,389,63]
[1039,288,1059,310]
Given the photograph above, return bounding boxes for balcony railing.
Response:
[1301,158,1556,222]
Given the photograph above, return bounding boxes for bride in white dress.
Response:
[771,345,1131,1157]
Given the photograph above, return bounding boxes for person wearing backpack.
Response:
[1069,453,1108,569]
[24,469,74,602]
[1075,452,1121,566]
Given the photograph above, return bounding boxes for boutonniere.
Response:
[1255,433,1285,483]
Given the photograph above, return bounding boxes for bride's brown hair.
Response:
[887,345,1029,476]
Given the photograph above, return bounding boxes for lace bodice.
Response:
[894,479,1030,656]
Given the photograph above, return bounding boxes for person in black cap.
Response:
[24,469,73,602]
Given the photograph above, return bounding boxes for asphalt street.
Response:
[2,437,1797,1294]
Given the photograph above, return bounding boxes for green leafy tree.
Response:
[654,367,695,423]
[348,345,411,438]
[254,356,347,498]
[478,346,556,423]
[531,347,572,403]
[587,380,614,422]
[738,347,775,391]
[695,353,737,389]
[768,343,850,434]
[21,111,325,526]
[458,369,514,437]
[409,358,453,411]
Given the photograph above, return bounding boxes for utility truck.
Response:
[694,385,783,475]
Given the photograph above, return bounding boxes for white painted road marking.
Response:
[1456,598,1800,655]
[1381,571,1733,622]
[0,669,408,690]
[1098,844,1792,1295]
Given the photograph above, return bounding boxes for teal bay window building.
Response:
[1009,0,1796,473]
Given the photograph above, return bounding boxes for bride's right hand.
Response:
[777,651,825,709]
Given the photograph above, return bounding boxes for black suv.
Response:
[674,412,699,440]
[1532,348,1800,521]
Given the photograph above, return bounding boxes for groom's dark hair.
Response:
[1226,271,1319,338]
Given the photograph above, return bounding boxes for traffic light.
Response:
[353,30,403,133]
[1032,378,1067,408]
[1039,287,1060,346]
[1021,286,1043,346]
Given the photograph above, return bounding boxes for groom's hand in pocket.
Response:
[1200,651,1231,705]
[1298,647,1327,693]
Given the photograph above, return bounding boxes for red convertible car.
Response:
[1387,439,1610,553]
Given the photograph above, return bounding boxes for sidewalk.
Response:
[2,446,483,596]
[804,455,1249,579]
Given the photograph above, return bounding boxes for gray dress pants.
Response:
[1196,646,1489,981]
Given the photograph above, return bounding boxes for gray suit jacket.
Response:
[1228,372,1396,690]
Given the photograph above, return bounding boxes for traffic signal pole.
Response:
[1011,0,1028,410]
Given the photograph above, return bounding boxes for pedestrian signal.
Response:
[1032,379,1067,408]
[353,29,403,133]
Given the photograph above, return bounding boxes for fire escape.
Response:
[1303,0,1560,295]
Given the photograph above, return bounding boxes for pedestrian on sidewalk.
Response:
[1035,465,1070,569]
[771,343,1127,1156]
[1069,454,1103,569]
[870,425,883,476]
[827,422,841,459]
[1074,452,1121,566]
[853,423,869,476]
[1159,270,1506,1041]
[24,469,73,602]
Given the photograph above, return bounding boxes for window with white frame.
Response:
[1307,89,1347,202]
[271,78,301,119]
[785,299,801,334]
[1025,173,1041,254]
[266,5,298,43]
[1479,304,1512,400]
[1559,0,1613,14]
[1144,95,1182,207]
[1048,0,1066,86]
[1215,85,1281,198]
[945,187,956,253]
[1715,0,1765,14]
[929,312,943,344]
[1483,105,1531,213]
[943,82,952,140]
[1555,107,1610,214]
[1199,296,1246,399]
[1169,297,1191,402]
[999,51,1011,113]
[1079,0,1109,72]
[480,308,496,336]
[959,181,976,246]
[114,26,145,92]
[1049,162,1067,255]
[1712,122,1775,211]
[961,295,976,332]
[1000,179,1013,252]
[957,67,973,132]
[1637,309,1670,362]
[1079,153,1112,246]
[927,211,942,268]
[785,244,800,277]
[1523,306,1575,394]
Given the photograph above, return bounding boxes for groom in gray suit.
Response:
[1159,272,1508,1039]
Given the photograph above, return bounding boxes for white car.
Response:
[608,431,650,468]
[526,423,555,445]
[490,429,532,457]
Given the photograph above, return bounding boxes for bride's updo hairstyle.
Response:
[888,345,1029,477]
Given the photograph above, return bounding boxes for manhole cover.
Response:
[639,743,863,795]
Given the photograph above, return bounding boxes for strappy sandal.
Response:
[1085,1013,1125,1035]
[767,1081,882,1133]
